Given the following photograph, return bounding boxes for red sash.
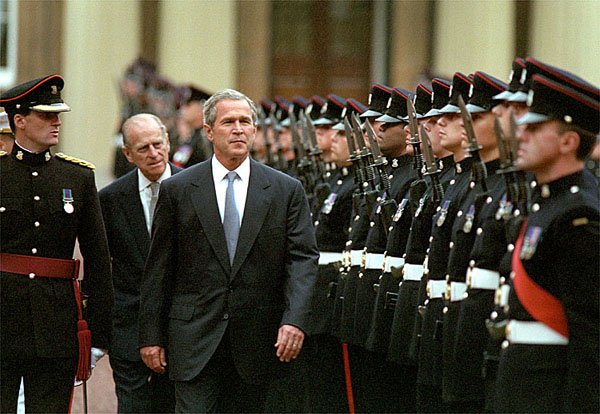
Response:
[512,221,569,338]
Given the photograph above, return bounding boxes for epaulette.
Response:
[55,152,96,170]
[0,151,7,157]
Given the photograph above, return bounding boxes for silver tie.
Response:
[223,171,240,265]
[148,181,160,233]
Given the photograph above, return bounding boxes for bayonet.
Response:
[407,98,424,178]
[494,114,519,204]
[458,95,487,192]
[420,125,444,202]
[257,106,274,167]
[507,109,529,215]
[269,112,287,171]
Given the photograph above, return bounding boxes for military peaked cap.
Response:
[0,75,70,113]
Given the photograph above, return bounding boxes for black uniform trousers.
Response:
[1,357,76,413]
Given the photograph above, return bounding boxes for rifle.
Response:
[420,125,445,202]
[349,113,379,217]
[407,98,425,179]
[493,114,519,204]
[364,119,398,235]
[257,106,275,167]
[343,117,368,214]
[289,110,316,195]
[508,110,529,216]
[458,95,488,192]
[269,113,288,172]
[300,111,331,209]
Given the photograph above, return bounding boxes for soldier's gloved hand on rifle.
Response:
[73,347,108,386]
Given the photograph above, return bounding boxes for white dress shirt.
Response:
[138,165,172,232]
[212,156,250,225]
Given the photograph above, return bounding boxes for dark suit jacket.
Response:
[138,158,319,384]
[99,163,181,360]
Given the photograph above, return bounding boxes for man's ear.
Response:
[204,124,214,143]
[559,129,580,156]
[13,114,25,130]
[121,145,135,164]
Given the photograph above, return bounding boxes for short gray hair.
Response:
[203,89,257,128]
[122,113,168,148]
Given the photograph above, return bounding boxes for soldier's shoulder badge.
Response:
[0,150,7,157]
[55,152,96,170]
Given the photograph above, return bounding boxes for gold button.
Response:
[476,228,483,235]
[531,203,540,213]
[507,243,514,252]
[34,196,40,201]
[34,221,40,227]
[32,172,39,177]
[29,273,36,279]
[314,220,319,226]
[449,241,454,249]
[457,210,463,217]
[0,207,5,213]
[31,248,38,254]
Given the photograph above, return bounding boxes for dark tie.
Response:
[148,181,160,232]
[223,171,240,265]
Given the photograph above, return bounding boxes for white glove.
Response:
[74,348,108,386]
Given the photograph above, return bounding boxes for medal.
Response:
[415,194,428,217]
[520,226,542,260]
[62,189,74,214]
[393,199,408,222]
[437,200,450,227]
[321,193,337,215]
[463,204,475,233]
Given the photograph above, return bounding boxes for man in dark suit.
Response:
[99,113,179,413]
[139,89,319,413]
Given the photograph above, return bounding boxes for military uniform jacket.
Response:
[503,169,599,413]
[0,144,114,359]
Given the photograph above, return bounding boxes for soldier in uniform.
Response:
[440,72,507,411]
[495,73,599,413]
[172,85,212,168]
[0,75,114,412]
[387,78,454,371]
[306,98,366,413]
[415,72,474,413]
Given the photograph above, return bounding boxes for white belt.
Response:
[384,256,405,273]
[495,284,510,308]
[350,250,363,267]
[427,280,446,299]
[449,281,467,302]
[364,253,386,270]
[467,267,500,290]
[318,252,344,265]
[506,320,568,345]
[402,263,424,281]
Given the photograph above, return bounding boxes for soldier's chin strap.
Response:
[512,220,569,338]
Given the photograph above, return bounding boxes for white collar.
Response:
[138,164,172,192]
[211,156,251,183]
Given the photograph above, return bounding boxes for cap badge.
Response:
[62,189,74,214]
[16,150,23,160]
[430,92,435,103]
[340,108,347,118]
[563,115,573,124]
[526,90,534,107]
[449,85,453,97]
[386,97,392,109]
[520,68,527,85]
[320,103,328,114]
[45,152,51,162]
[368,93,372,105]
[508,70,514,82]
[468,84,474,98]
[51,85,58,95]
[306,104,313,116]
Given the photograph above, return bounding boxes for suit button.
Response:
[223,313,229,320]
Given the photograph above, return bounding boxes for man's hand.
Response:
[274,325,305,362]
[140,346,167,374]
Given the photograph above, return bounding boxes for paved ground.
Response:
[71,357,117,413]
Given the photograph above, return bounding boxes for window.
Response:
[0,0,18,88]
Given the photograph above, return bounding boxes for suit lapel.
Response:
[189,161,231,274]
[120,170,151,257]
[230,160,271,279]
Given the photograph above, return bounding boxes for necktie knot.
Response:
[150,181,160,196]
[226,171,238,183]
